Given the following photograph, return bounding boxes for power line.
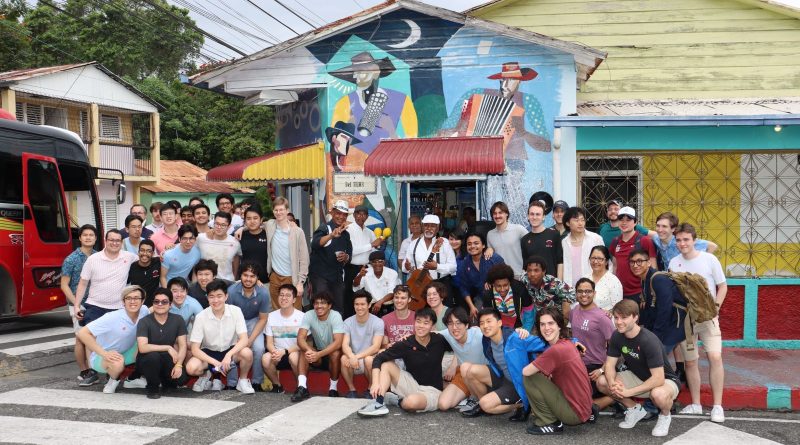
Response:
[288,0,327,26]
[202,0,281,44]
[271,0,316,29]
[244,0,301,35]
[140,0,250,57]
[171,0,272,50]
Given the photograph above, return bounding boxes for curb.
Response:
[676,384,799,411]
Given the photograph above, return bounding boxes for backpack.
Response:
[649,271,719,350]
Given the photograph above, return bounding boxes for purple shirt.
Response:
[569,307,615,366]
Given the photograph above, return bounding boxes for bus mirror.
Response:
[117,182,126,204]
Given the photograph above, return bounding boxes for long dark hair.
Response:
[535,307,569,342]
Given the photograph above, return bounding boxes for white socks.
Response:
[298,375,307,388]
[329,379,338,390]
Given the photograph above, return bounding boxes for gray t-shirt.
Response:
[344,314,385,354]
[491,339,510,381]
[487,224,528,277]
[300,310,346,350]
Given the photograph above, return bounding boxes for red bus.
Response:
[0,116,123,317]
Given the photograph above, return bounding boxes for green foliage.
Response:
[131,77,275,169]
[254,187,274,220]
[0,0,32,71]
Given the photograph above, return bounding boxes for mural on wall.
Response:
[275,9,574,241]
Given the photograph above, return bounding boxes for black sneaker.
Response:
[526,421,564,435]
[508,406,530,422]
[224,385,236,391]
[291,386,310,402]
[587,403,600,424]
[461,403,484,418]
[329,389,339,397]
[78,370,99,387]
[612,402,626,419]
[270,384,285,394]
[146,392,161,399]
[253,384,265,393]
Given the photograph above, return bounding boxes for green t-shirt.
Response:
[301,309,345,349]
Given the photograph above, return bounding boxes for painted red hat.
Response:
[487,62,538,81]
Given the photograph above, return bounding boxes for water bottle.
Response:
[211,362,236,373]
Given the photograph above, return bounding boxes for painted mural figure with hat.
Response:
[308,200,353,314]
[401,214,457,305]
[327,121,363,173]
[343,205,386,319]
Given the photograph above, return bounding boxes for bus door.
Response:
[21,153,73,315]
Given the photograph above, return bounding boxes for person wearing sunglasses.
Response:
[76,285,150,394]
[134,288,188,398]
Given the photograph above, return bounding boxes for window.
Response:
[27,159,69,243]
[79,111,90,140]
[16,102,43,126]
[100,114,122,140]
[101,199,118,232]
[44,107,68,129]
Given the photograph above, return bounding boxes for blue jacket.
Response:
[482,327,548,410]
[640,268,687,347]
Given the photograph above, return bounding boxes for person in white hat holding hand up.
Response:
[309,200,353,313]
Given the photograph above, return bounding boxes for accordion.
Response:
[460,94,516,137]
[357,91,389,137]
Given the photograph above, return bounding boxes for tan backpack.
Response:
[649,271,718,351]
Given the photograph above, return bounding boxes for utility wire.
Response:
[244,0,300,35]
[203,0,281,44]
[171,0,272,48]
[288,0,327,26]
[271,0,316,29]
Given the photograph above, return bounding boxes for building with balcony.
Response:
[0,62,161,230]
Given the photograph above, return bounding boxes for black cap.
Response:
[354,205,369,214]
[368,251,385,262]
[608,199,624,207]
[553,200,569,211]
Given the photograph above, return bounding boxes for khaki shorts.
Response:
[680,317,722,361]
[618,370,679,400]
[352,358,367,375]
[391,370,442,412]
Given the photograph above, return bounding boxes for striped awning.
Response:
[206,141,324,182]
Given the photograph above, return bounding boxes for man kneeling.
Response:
[186,279,255,394]
[358,308,450,417]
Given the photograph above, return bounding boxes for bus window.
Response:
[27,159,70,243]
[0,156,22,204]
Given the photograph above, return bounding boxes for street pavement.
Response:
[0,316,797,444]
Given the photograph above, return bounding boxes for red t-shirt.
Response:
[611,233,656,296]
[382,310,415,345]
[532,339,593,422]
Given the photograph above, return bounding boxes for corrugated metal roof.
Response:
[141,160,246,194]
[206,142,325,182]
[364,136,505,177]
[576,98,800,117]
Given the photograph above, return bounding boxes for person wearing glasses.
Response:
[436,306,487,412]
[197,212,241,281]
[76,285,150,394]
[584,245,623,313]
[160,225,201,286]
[134,287,188,398]
[353,251,399,317]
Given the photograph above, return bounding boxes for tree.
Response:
[0,0,32,72]
[132,77,275,169]
[17,0,203,80]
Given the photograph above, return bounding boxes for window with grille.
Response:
[100,114,122,140]
[15,102,43,125]
[79,111,90,141]
[100,199,118,232]
[44,107,68,129]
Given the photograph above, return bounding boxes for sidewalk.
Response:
[675,347,800,411]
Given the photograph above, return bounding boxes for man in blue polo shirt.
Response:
[76,285,150,394]
[225,262,271,391]
[160,225,201,286]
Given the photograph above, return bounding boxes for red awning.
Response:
[363,136,505,178]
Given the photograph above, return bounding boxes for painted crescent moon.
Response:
[388,19,421,49]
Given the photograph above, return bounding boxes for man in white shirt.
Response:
[402,214,457,284]
[343,205,385,319]
[263,284,305,394]
[354,251,399,316]
[397,215,422,271]
[209,193,244,235]
[197,212,241,281]
[668,223,727,423]
[487,201,528,279]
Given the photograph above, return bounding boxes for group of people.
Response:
[58,195,727,437]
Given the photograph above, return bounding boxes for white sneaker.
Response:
[679,403,703,415]
[710,405,725,423]
[192,371,211,393]
[236,379,255,394]
[123,377,147,389]
[103,378,120,394]
[651,414,672,437]
[619,404,648,429]
[211,379,224,391]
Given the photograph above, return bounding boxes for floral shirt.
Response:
[61,248,96,300]
[522,274,576,314]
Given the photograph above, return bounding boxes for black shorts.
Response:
[490,372,521,405]
[276,353,293,370]
[201,347,234,370]
[79,303,115,327]
[585,363,604,398]
[309,355,330,371]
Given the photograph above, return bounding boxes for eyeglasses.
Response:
[576,290,595,295]
[628,259,648,266]
[446,321,465,328]
[106,238,122,243]
[180,236,196,241]
[124,296,143,302]
[152,299,170,306]
[215,223,229,228]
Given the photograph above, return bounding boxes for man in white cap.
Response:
[599,199,653,248]
[609,207,657,303]
[309,200,353,312]
[402,214,457,304]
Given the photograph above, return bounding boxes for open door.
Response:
[21,153,72,315]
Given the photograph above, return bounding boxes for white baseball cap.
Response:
[618,206,636,220]
[331,200,350,214]
[421,214,440,225]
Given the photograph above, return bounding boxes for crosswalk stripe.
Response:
[0,388,244,418]
[0,326,74,344]
[0,338,74,356]
[212,397,366,444]
[665,421,782,445]
[0,415,176,445]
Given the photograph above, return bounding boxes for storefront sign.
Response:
[333,173,377,194]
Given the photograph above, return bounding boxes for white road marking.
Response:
[0,388,244,418]
[213,397,366,444]
[601,412,800,424]
[0,327,74,344]
[0,415,176,445]
[665,421,783,444]
[0,338,75,356]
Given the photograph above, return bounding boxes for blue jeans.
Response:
[226,317,265,386]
